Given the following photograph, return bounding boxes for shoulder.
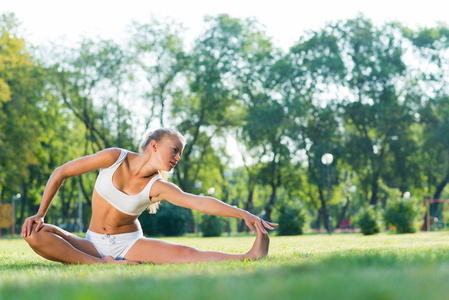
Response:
[91,148,124,165]
[69,147,126,169]
[97,147,123,158]
[56,148,127,177]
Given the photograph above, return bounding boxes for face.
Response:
[154,136,184,171]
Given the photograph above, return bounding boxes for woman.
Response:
[22,128,277,264]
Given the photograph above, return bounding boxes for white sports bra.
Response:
[94,149,162,216]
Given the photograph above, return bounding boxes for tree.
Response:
[41,38,137,228]
[233,17,307,222]
[405,25,449,200]
[171,14,251,193]
[336,17,416,206]
[0,14,48,223]
[402,25,449,225]
[130,18,188,128]
[285,25,346,229]
[45,38,135,153]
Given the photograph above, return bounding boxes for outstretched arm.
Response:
[22,148,122,237]
[152,181,278,233]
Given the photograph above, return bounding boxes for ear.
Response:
[150,140,158,152]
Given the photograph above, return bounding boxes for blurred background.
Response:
[1,0,449,237]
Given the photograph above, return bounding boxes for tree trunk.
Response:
[18,184,28,227]
[369,170,380,206]
[336,197,350,229]
[317,184,330,230]
[264,157,281,222]
[238,185,255,232]
[433,171,449,201]
[308,192,321,229]
[263,183,277,222]
[314,208,323,230]
[431,170,449,218]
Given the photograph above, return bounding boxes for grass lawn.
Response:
[2,231,449,300]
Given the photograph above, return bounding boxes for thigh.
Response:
[44,224,101,258]
[124,237,197,264]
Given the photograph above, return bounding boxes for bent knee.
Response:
[23,231,39,247]
[23,224,52,246]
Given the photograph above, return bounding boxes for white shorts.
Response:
[86,229,143,260]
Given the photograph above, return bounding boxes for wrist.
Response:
[239,210,250,219]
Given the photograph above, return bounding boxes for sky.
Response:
[2,0,449,51]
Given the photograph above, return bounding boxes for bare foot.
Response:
[102,255,139,265]
[244,227,270,260]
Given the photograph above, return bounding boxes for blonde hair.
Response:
[140,128,185,152]
[140,128,186,214]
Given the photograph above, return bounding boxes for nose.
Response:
[174,153,181,161]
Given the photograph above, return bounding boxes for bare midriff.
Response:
[88,189,141,235]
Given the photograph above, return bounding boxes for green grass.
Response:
[2,232,449,300]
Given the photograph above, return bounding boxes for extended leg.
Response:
[124,226,270,264]
[23,224,131,264]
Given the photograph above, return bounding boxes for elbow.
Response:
[194,196,212,214]
[52,166,68,182]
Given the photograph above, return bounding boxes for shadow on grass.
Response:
[280,245,449,272]
[2,254,449,300]
[4,244,449,272]
[0,261,63,271]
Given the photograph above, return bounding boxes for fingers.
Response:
[252,219,267,234]
[261,220,274,230]
[21,216,44,237]
[245,213,279,234]
[256,220,278,232]
[26,219,33,237]
[245,220,256,234]
[21,220,27,237]
[257,223,268,234]
[22,218,31,238]
[35,219,43,232]
[27,219,34,237]
[261,220,279,230]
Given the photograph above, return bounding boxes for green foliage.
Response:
[199,214,225,237]
[275,200,307,236]
[355,205,381,235]
[3,12,449,237]
[0,13,51,215]
[384,198,421,234]
[130,17,187,127]
[336,17,415,207]
[138,202,191,236]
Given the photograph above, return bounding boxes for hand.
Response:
[243,212,278,234]
[21,214,45,238]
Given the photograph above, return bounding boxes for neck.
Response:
[131,152,159,178]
